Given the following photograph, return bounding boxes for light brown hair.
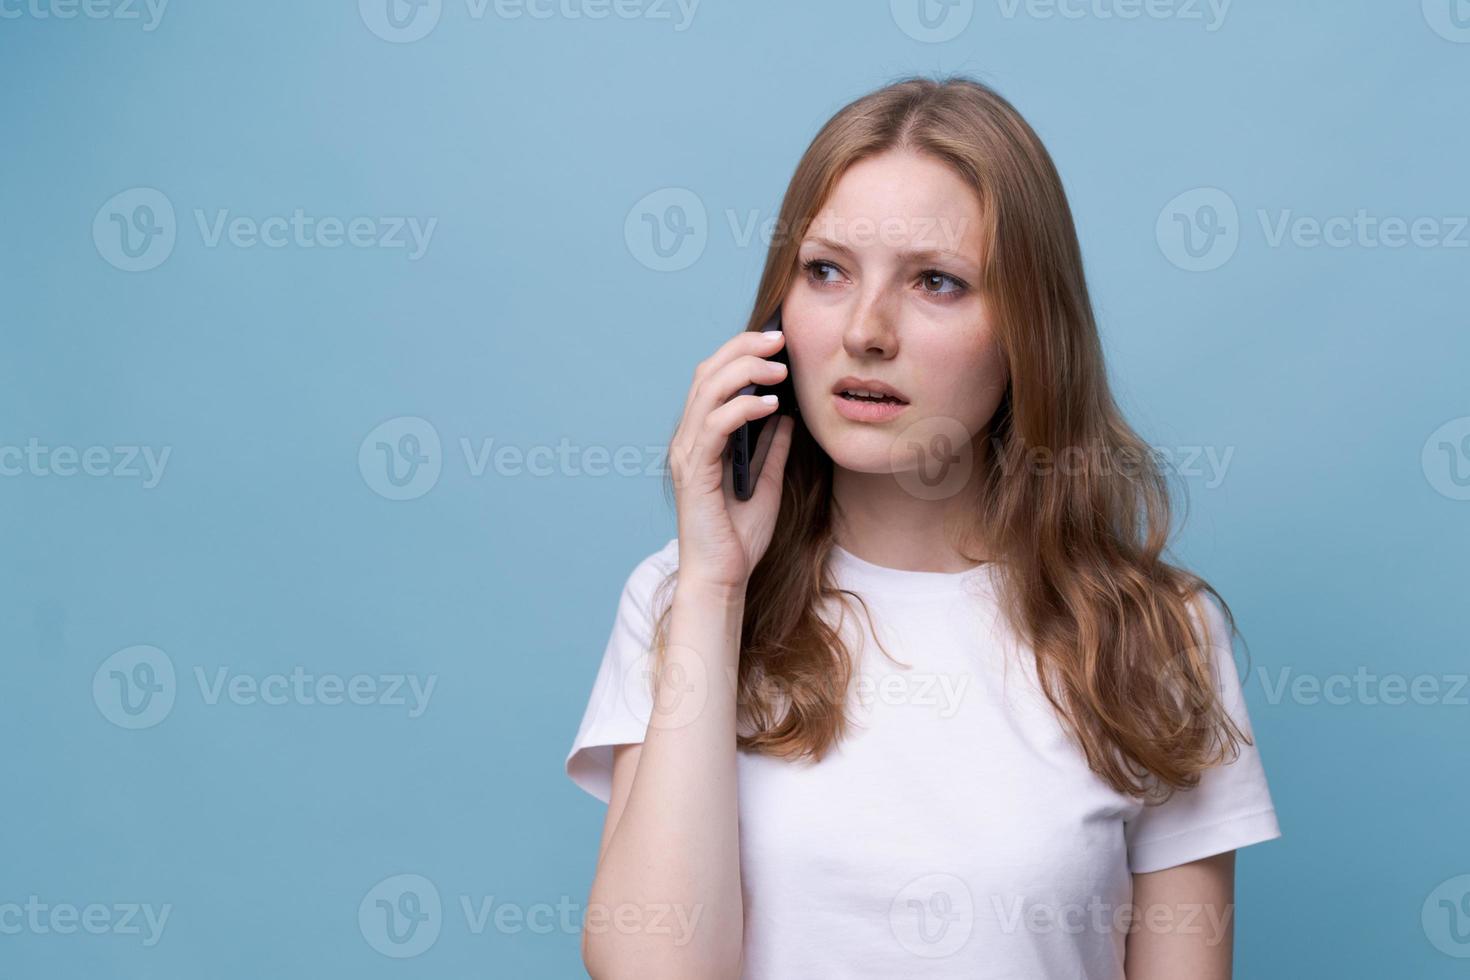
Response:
[653,74,1248,803]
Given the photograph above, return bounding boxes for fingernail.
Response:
[760,394,779,405]
[765,330,784,342]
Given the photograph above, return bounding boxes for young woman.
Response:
[565,75,1281,980]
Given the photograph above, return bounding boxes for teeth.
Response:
[841,389,899,402]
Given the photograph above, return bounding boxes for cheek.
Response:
[781,307,841,387]
[926,339,1008,424]
[788,345,831,416]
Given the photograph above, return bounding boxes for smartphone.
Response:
[729,306,794,501]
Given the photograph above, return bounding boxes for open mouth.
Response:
[838,389,908,405]
[832,384,911,422]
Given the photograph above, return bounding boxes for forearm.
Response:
[584,580,747,980]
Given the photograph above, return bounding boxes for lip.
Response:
[832,392,910,423]
[831,376,910,402]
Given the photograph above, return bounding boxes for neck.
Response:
[829,442,991,573]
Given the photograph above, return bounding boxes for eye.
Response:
[801,257,843,287]
[918,269,967,298]
[801,257,970,300]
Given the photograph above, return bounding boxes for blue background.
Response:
[3,1,1468,976]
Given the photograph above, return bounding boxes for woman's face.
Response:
[783,149,1007,477]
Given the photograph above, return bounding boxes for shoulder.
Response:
[1175,585,1255,729]
[648,535,680,573]
[625,536,679,590]
[1176,584,1235,658]
[614,536,680,619]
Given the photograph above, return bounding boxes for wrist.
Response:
[675,576,747,608]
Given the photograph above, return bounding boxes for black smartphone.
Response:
[728,306,794,501]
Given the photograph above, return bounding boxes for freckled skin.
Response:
[784,148,1008,478]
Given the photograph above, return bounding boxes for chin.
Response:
[811,422,907,474]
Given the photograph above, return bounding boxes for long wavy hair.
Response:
[651,74,1249,803]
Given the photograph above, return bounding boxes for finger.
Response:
[748,402,782,474]
[731,408,782,501]
[693,393,781,470]
[687,352,788,436]
[681,328,785,422]
[751,414,795,507]
[672,329,784,464]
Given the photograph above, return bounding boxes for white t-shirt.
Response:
[565,537,1282,979]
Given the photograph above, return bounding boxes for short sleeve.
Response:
[1124,592,1282,873]
[564,538,678,804]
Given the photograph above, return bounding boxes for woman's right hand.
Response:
[668,327,796,595]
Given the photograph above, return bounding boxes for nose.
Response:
[841,288,899,359]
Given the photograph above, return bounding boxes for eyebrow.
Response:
[799,235,976,269]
